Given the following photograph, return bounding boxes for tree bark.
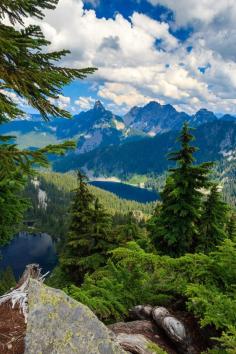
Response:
[116,333,156,354]
[129,306,196,353]
[109,320,177,354]
[0,264,43,322]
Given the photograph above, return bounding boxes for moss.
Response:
[147,342,168,354]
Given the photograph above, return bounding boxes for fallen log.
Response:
[116,333,157,354]
[152,307,187,345]
[109,320,177,354]
[129,305,195,353]
[129,305,153,321]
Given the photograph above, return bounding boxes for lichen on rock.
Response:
[24,279,126,354]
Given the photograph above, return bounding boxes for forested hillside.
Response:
[54,120,236,176]
[24,172,155,239]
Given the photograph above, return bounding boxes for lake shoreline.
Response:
[89,180,159,203]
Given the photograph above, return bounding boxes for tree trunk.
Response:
[0,264,43,322]
[109,320,177,354]
[129,306,196,353]
[116,333,157,354]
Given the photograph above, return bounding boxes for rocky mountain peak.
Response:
[191,108,217,125]
[93,100,105,111]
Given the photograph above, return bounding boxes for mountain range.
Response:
[0,100,235,189]
[1,100,235,153]
[54,120,236,177]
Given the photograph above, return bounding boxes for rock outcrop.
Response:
[24,279,125,354]
[0,265,125,354]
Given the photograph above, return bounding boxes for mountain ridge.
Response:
[0,100,235,153]
[54,120,236,178]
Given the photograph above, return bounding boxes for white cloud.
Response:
[74,96,95,110]
[23,0,236,114]
[49,94,71,109]
[0,89,27,107]
[98,83,155,107]
[148,0,236,61]
[147,0,234,27]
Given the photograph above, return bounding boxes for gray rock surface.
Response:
[24,279,126,354]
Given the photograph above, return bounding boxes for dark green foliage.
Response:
[152,123,213,256]
[66,239,236,352]
[0,267,16,295]
[226,213,236,240]
[112,212,152,251]
[60,171,117,283]
[66,242,158,321]
[198,185,229,253]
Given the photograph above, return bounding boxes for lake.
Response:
[0,232,57,280]
[90,181,159,203]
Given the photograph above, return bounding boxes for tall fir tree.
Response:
[198,185,229,253]
[153,122,213,257]
[226,212,236,241]
[0,0,95,243]
[86,198,115,269]
[60,171,115,284]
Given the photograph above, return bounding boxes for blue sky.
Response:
[22,0,236,116]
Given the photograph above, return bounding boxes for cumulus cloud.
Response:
[98,83,155,107]
[147,0,234,27]
[0,90,27,107]
[24,0,236,114]
[148,0,236,61]
[74,96,95,110]
[49,94,71,109]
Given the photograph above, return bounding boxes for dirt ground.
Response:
[0,300,26,354]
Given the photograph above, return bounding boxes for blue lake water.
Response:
[90,181,159,203]
[0,232,57,280]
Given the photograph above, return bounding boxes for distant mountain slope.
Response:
[0,100,235,152]
[123,102,227,135]
[124,101,190,135]
[65,100,126,153]
[0,101,127,152]
[54,120,236,177]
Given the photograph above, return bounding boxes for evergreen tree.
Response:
[60,171,114,283]
[86,198,114,268]
[226,212,236,241]
[60,171,95,283]
[198,185,229,253]
[114,212,151,251]
[0,0,95,244]
[153,122,213,257]
[0,267,16,295]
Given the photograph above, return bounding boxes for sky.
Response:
[18,0,236,115]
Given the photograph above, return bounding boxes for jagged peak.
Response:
[145,101,161,109]
[194,108,215,115]
[93,100,105,111]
